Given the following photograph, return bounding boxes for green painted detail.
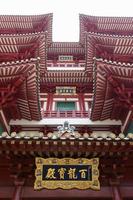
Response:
[126,121,133,135]
[0,123,3,135]
[56,102,76,111]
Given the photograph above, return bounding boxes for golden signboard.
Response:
[34,158,100,190]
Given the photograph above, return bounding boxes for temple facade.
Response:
[0,14,133,200]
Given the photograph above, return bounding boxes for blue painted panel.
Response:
[0,123,3,135]
[126,121,133,134]
[56,102,76,111]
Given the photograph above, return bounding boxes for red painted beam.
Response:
[111,186,122,200]
[12,185,23,200]
[0,186,133,199]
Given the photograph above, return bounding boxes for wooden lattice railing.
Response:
[42,110,89,118]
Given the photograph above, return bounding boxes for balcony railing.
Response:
[47,63,85,68]
[42,111,89,118]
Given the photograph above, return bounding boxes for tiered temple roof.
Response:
[80,14,133,43]
[0,14,53,43]
[85,32,133,80]
[41,70,90,84]
[0,13,132,132]
[48,42,85,58]
[0,13,133,200]
[0,32,47,73]
[91,59,133,125]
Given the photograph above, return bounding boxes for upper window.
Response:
[56,102,76,111]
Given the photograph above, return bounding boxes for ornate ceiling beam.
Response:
[0,70,31,109]
[107,76,132,107]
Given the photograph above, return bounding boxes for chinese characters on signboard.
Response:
[56,86,76,95]
[34,158,100,190]
[43,165,91,181]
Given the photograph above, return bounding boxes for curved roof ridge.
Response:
[0,13,53,19]
[0,31,47,37]
[0,57,40,66]
[94,57,133,67]
[79,13,133,19]
[86,31,133,38]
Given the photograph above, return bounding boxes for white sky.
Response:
[0,0,133,41]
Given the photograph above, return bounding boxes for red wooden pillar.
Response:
[46,93,53,112]
[110,179,122,200]
[111,186,122,200]
[78,93,85,117]
[12,180,25,200]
